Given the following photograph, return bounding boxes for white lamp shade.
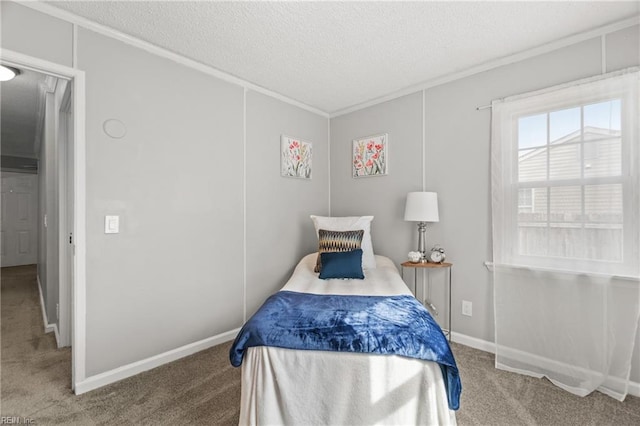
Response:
[404,192,439,222]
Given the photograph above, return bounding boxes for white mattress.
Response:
[239,254,457,425]
[281,253,413,296]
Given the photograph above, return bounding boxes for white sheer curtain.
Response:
[491,69,640,400]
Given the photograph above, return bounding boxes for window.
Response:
[517,188,534,213]
[491,70,639,276]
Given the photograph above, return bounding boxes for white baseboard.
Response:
[451,331,496,354]
[52,323,60,348]
[627,379,640,398]
[451,331,640,398]
[74,327,241,395]
[37,275,59,347]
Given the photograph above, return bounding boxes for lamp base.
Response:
[417,221,428,261]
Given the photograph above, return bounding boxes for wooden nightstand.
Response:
[401,261,453,341]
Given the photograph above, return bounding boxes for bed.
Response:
[230,253,460,425]
[230,215,460,425]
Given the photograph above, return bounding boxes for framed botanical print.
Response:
[353,133,388,178]
[281,135,312,179]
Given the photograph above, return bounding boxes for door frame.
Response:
[57,80,72,348]
[1,49,86,391]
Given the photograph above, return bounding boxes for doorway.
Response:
[2,68,70,346]
[1,49,86,392]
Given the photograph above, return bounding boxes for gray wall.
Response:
[330,92,423,267]
[0,1,73,67]
[75,29,328,375]
[246,91,329,318]
[330,25,640,382]
[74,27,330,375]
[1,1,330,379]
[77,28,247,375]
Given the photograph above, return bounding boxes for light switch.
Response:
[105,215,119,234]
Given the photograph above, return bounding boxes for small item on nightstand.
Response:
[428,245,446,263]
[407,251,422,263]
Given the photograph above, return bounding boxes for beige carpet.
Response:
[2,265,639,425]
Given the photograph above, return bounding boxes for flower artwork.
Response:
[353,133,388,177]
[281,135,312,179]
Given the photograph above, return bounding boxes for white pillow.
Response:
[310,215,377,269]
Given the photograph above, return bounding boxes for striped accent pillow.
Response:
[315,229,364,273]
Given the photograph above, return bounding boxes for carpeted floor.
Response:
[2,265,639,425]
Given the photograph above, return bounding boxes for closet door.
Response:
[1,172,38,267]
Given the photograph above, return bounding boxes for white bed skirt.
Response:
[240,346,457,426]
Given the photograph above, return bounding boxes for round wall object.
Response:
[103,119,127,139]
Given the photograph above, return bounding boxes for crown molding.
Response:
[19,1,330,118]
[330,15,640,117]
[17,4,638,123]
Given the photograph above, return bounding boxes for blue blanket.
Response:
[230,290,461,410]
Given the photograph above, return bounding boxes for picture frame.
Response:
[281,135,312,179]
[352,133,388,178]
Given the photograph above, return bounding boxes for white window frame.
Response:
[492,69,639,276]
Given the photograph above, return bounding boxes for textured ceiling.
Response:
[1,69,47,158]
[41,1,640,113]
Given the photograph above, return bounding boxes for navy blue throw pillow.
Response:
[319,249,365,280]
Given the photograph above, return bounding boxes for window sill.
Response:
[483,261,638,281]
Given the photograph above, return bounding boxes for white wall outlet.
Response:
[44,214,48,228]
[105,215,120,234]
[462,300,473,317]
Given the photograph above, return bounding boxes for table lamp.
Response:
[404,192,439,262]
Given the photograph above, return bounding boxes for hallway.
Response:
[1,265,73,419]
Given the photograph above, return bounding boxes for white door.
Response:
[1,172,39,267]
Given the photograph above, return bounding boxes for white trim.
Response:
[1,48,88,393]
[73,68,87,388]
[36,274,55,334]
[72,23,78,69]
[421,90,426,191]
[451,331,496,354]
[484,261,639,282]
[52,323,60,348]
[629,380,640,399]
[74,328,241,395]
[450,331,640,398]
[242,88,247,323]
[37,274,60,347]
[20,1,329,119]
[33,84,46,160]
[331,16,640,117]
[327,118,331,215]
[56,80,72,349]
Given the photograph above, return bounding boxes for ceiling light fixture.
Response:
[0,65,20,82]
